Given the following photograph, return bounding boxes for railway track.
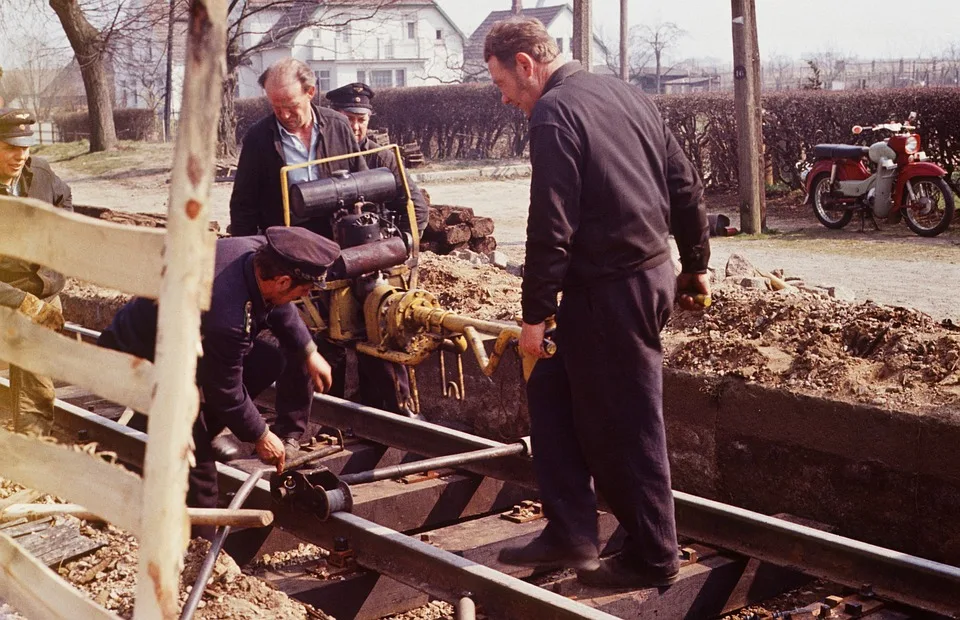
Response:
[0,323,957,619]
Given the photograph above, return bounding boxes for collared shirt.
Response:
[276,113,321,186]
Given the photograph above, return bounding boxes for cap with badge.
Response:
[0,108,36,147]
[264,226,341,282]
[325,83,375,115]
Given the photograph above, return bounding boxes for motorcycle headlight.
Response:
[905,136,919,154]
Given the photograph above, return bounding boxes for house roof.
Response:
[464,5,567,67]
[261,0,464,48]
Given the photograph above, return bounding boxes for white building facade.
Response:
[237,1,465,98]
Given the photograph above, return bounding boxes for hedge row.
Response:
[54,108,158,141]
[233,85,960,192]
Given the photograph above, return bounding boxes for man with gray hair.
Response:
[229,57,364,239]
[484,17,711,589]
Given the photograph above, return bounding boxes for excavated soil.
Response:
[418,252,960,415]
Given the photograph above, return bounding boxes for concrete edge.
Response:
[410,164,531,184]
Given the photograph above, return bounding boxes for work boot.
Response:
[282,437,302,462]
[497,535,599,571]
[210,434,243,462]
[577,554,679,589]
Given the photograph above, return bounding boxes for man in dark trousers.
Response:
[485,18,711,588]
[0,108,73,435]
[229,57,365,238]
[325,82,429,235]
[98,227,337,539]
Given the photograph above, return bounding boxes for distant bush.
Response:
[231,85,960,195]
[54,108,158,141]
[233,96,272,142]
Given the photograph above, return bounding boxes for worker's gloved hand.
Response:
[18,293,65,332]
[255,429,286,473]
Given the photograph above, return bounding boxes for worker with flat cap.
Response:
[325,82,428,235]
[98,227,339,539]
[325,83,428,417]
[0,108,73,435]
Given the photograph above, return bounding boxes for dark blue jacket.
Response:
[99,236,314,442]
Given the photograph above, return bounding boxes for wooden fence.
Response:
[0,1,225,617]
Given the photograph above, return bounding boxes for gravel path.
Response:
[428,179,960,322]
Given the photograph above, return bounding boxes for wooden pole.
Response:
[731,0,765,233]
[572,0,592,71]
[619,0,628,81]
[133,0,224,617]
[1,504,274,528]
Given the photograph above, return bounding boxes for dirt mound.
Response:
[417,253,960,414]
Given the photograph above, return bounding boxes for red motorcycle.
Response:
[801,112,955,237]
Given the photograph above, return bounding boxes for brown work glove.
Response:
[18,293,65,332]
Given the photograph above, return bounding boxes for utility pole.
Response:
[572,0,592,71]
[163,0,175,140]
[511,0,523,14]
[731,0,765,233]
[620,0,628,81]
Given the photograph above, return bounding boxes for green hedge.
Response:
[54,108,158,141]
[233,85,960,193]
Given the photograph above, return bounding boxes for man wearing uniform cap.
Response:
[324,82,429,418]
[325,82,429,235]
[98,227,339,539]
[0,108,73,435]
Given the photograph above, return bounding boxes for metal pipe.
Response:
[456,597,476,620]
[339,442,528,486]
[180,468,267,620]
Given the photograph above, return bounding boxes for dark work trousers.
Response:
[100,330,312,540]
[315,336,412,414]
[526,258,679,574]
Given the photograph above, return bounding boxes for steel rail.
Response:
[11,331,960,615]
[213,463,618,620]
[339,441,528,486]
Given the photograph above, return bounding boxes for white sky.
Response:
[435,0,960,63]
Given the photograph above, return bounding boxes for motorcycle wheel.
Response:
[811,173,852,229]
[901,177,955,237]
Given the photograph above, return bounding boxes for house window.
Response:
[556,37,563,53]
[436,29,443,40]
[385,39,395,59]
[407,22,416,39]
[316,70,331,92]
[312,27,322,40]
[395,69,406,87]
[371,70,393,88]
[357,70,367,84]
[340,24,351,43]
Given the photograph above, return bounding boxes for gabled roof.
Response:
[260,0,464,48]
[464,5,567,65]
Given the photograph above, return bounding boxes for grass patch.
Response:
[32,141,174,177]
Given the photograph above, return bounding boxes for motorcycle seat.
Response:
[811,144,870,160]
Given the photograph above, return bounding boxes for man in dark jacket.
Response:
[485,18,711,589]
[0,108,73,434]
[98,227,338,539]
[325,82,429,235]
[229,58,365,238]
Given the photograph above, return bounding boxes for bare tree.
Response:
[217,0,400,159]
[597,26,650,84]
[801,48,852,90]
[634,21,684,94]
[764,54,796,91]
[2,36,69,141]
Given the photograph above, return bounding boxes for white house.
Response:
[236,0,466,98]
[463,4,607,81]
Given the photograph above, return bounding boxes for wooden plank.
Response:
[18,524,102,567]
[0,306,155,415]
[133,0,226,616]
[0,429,142,536]
[0,534,122,620]
[0,195,165,299]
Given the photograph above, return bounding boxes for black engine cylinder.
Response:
[290,168,398,220]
